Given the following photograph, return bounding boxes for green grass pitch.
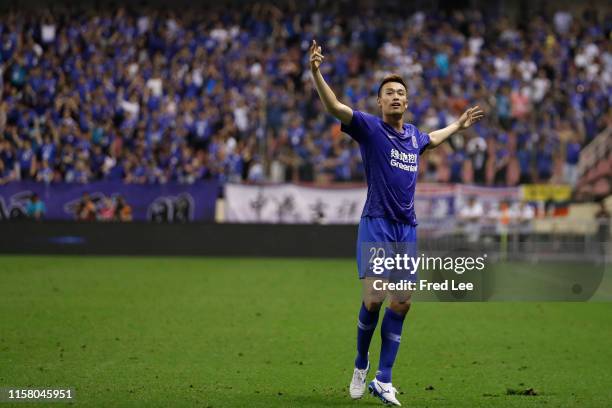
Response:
[1,256,611,407]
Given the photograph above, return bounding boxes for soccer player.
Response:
[309,40,484,406]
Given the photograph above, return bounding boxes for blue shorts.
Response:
[356,216,418,279]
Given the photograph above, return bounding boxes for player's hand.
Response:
[309,40,324,73]
[457,106,485,129]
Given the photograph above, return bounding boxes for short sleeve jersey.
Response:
[341,110,430,225]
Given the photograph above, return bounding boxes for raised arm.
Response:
[309,40,353,125]
[428,106,485,148]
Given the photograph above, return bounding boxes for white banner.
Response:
[225,183,521,227]
[225,183,367,224]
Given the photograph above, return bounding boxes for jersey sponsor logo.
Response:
[390,159,418,172]
[389,148,417,172]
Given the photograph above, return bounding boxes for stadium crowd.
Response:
[0,2,610,187]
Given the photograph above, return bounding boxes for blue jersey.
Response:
[341,110,430,225]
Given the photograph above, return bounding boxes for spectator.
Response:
[76,192,97,221]
[115,196,132,222]
[496,86,512,130]
[449,149,466,184]
[0,158,16,184]
[36,160,55,183]
[459,195,484,243]
[494,135,510,185]
[536,140,554,182]
[489,200,512,236]
[564,134,581,186]
[247,155,265,182]
[25,193,46,220]
[511,202,536,236]
[466,135,487,184]
[516,142,533,184]
[98,197,116,221]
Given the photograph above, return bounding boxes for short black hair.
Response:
[377,74,408,97]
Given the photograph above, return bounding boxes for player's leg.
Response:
[351,218,388,399]
[376,296,411,381]
[350,277,385,399]
[368,294,410,406]
[354,217,390,368]
[357,277,385,368]
[370,224,416,406]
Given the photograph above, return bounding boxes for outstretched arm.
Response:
[428,106,485,148]
[309,40,353,125]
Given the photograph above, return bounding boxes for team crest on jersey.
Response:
[411,135,418,149]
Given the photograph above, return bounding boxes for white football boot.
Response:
[368,377,402,406]
[349,361,370,399]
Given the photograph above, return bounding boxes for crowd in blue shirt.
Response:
[0,3,609,186]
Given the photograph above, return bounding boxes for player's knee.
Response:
[389,299,411,315]
[364,300,383,312]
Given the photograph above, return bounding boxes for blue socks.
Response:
[355,302,380,369]
[376,307,406,383]
[355,303,407,383]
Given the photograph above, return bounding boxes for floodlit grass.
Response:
[1,256,611,407]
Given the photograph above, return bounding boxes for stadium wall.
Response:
[2,219,603,258]
[0,221,358,257]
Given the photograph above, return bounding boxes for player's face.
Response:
[377,82,408,117]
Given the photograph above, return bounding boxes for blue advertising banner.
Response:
[0,181,218,221]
